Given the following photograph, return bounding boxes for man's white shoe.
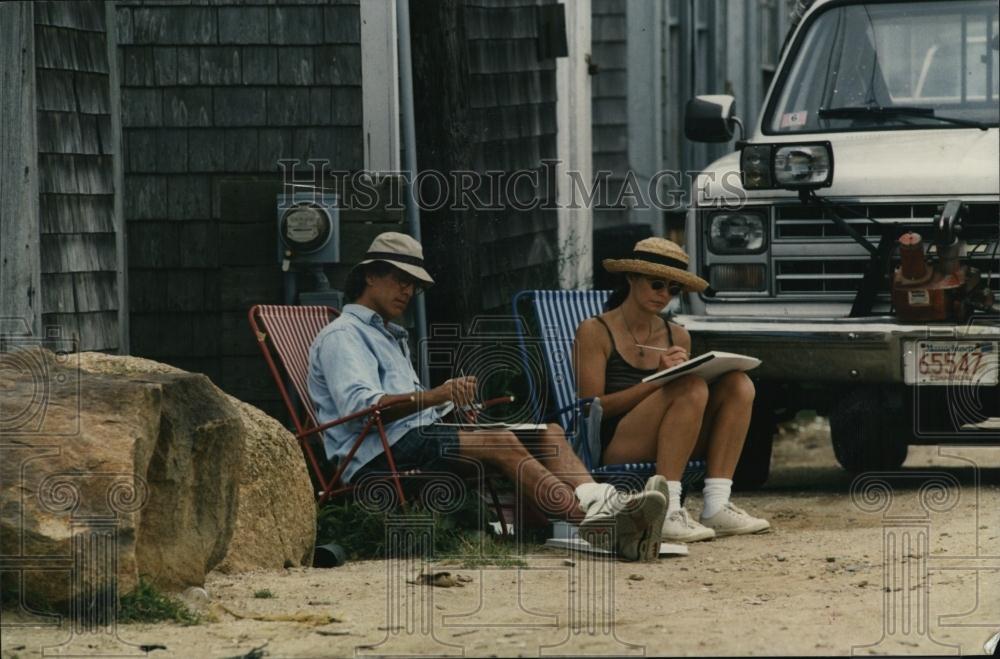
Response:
[699,502,771,537]
[578,489,667,561]
[661,509,716,543]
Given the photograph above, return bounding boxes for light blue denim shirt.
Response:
[307,304,443,483]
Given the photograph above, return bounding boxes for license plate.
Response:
[903,341,998,386]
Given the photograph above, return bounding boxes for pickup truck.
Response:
[681,0,999,484]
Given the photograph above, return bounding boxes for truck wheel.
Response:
[829,386,909,472]
[733,406,776,490]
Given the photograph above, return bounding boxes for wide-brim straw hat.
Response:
[353,232,435,286]
[602,237,710,293]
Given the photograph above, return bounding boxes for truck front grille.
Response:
[769,202,999,298]
[775,259,871,294]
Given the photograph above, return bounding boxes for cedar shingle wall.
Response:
[466,0,560,311]
[115,0,557,410]
[590,0,628,229]
[35,1,121,351]
[117,0,368,417]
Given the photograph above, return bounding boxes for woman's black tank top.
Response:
[594,315,674,393]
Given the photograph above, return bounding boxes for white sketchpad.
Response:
[544,521,688,557]
[435,422,548,431]
[544,537,689,557]
[641,351,760,386]
[962,418,1000,431]
[489,521,511,536]
[488,521,688,557]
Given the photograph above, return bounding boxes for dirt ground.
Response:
[4,418,999,658]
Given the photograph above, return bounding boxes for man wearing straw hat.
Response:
[307,232,668,560]
[575,237,771,542]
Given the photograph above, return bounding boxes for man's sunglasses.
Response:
[389,271,425,294]
[645,277,684,296]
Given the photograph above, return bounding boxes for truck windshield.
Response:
[767,1,1000,134]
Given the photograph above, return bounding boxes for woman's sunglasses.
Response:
[645,277,684,296]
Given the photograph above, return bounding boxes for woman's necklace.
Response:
[622,312,654,357]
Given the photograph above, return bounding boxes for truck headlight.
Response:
[773,144,833,188]
[740,142,833,191]
[708,212,766,253]
[740,145,773,189]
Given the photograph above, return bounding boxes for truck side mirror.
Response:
[684,94,741,143]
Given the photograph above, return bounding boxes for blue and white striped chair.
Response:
[512,289,706,491]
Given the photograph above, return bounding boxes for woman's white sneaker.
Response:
[644,475,714,543]
[661,508,716,542]
[699,503,770,537]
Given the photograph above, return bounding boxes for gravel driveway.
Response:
[3,418,998,657]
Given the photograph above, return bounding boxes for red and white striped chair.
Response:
[248,304,508,530]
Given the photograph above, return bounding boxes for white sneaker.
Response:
[644,475,714,543]
[661,509,716,543]
[699,503,771,537]
[578,489,666,561]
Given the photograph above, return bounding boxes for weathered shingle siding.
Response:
[590,0,628,229]
[466,0,560,311]
[117,0,367,416]
[35,1,121,351]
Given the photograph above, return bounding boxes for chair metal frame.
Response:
[249,304,409,505]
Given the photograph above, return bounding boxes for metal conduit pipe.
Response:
[396,0,430,386]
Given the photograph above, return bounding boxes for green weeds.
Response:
[118,579,200,625]
[316,493,536,567]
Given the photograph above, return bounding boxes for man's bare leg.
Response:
[516,423,594,488]
[456,429,581,520]
[456,428,666,560]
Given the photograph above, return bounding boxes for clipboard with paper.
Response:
[640,351,762,385]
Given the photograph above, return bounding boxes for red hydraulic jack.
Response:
[891,200,994,322]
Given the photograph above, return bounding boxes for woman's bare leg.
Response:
[601,374,709,480]
[691,371,756,478]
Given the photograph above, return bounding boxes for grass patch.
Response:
[118,579,200,625]
[316,493,537,567]
[445,531,527,568]
[253,589,274,599]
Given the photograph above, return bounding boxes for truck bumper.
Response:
[676,314,1000,384]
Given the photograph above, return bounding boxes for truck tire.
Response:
[829,386,909,472]
[733,406,776,490]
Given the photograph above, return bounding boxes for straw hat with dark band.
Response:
[602,237,712,294]
[354,232,435,287]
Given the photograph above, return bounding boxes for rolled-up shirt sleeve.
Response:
[319,328,386,415]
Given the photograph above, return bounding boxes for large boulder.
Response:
[0,349,313,609]
[0,348,243,606]
[74,353,316,575]
[213,399,316,574]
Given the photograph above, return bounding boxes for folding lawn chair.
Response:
[512,290,707,490]
[248,304,508,531]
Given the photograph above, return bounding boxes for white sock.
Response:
[702,478,733,519]
[575,482,616,511]
[665,480,683,515]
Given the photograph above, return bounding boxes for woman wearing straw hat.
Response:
[573,237,770,542]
